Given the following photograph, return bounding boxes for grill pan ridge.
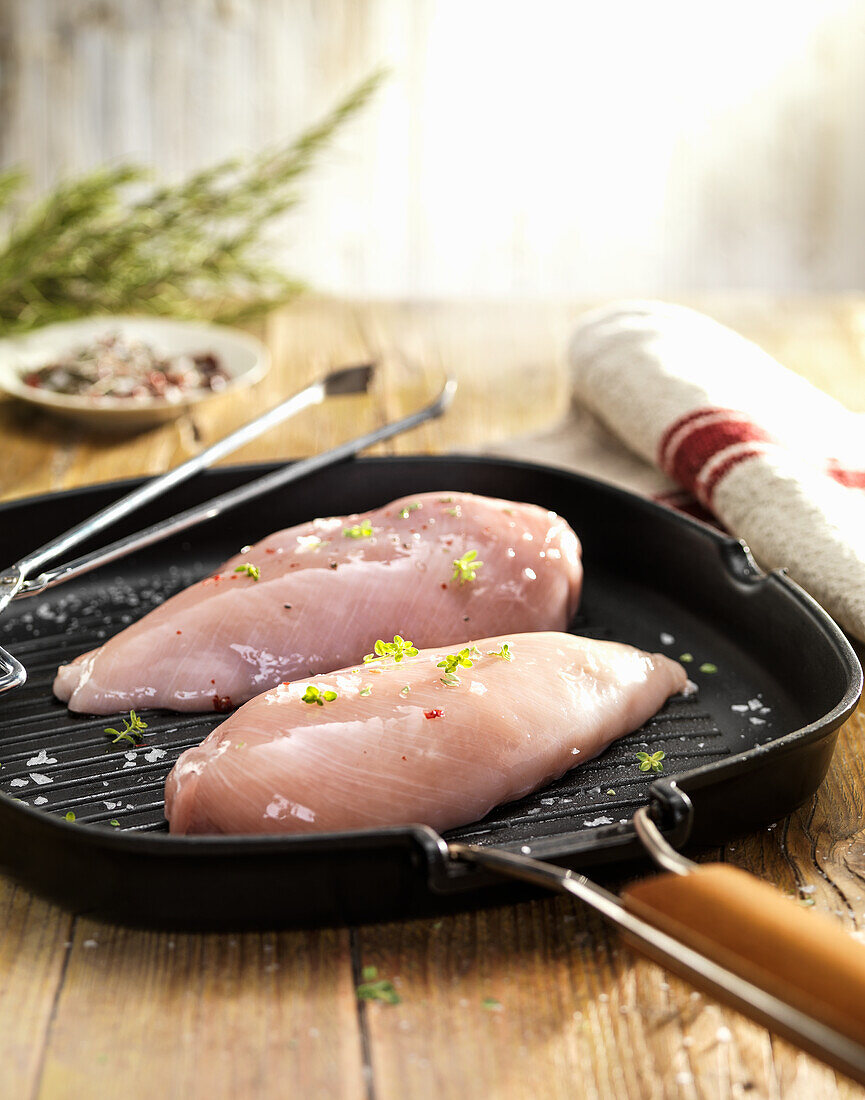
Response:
[0,456,859,929]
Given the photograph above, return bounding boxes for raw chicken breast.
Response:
[54,492,581,714]
[165,631,686,835]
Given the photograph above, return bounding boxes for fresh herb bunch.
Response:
[0,71,383,335]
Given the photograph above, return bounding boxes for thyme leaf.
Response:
[452,549,483,584]
[301,685,337,706]
[437,646,479,676]
[363,635,418,664]
[104,709,148,746]
[636,750,666,774]
[356,978,401,1004]
[343,521,373,539]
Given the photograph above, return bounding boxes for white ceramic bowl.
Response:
[0,315,270,431]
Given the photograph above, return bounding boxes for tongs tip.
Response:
[322,362,377,397]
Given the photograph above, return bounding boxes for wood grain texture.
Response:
[0,880,74,1099]
[35,924,365,1100]
[0,297,863,1099]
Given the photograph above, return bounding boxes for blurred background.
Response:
[2,0,864,301]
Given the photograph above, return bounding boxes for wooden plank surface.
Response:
[0,297,863,1099]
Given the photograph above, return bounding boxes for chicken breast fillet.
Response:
[54,492,582,714]
[165,631,687,836]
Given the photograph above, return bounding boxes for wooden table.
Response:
[1,297,864,1099]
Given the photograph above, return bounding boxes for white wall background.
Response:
[1,0,864,298]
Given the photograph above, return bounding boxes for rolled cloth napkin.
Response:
[564,301,865,641]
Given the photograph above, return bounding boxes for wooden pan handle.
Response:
[622,863,865,1048]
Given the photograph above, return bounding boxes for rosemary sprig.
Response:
[0,71,383,335]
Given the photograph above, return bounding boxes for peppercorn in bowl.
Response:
[0,315,269,430]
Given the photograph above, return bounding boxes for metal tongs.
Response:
[0,363,456,694]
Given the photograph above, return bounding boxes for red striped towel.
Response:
[566,301,865,641]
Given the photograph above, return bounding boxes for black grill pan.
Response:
[0,456,859,929]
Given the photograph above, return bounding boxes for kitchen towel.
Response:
[496,300,865,642]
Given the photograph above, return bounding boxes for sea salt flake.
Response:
[10,778,28,788]
[749,716,766,726]
[33,796,47,805]
[731,704,750,713]
[27,749,57,767]
[144,748,167,763]
[716,1026,732,1042]
[584,816,613,827]
[29,773,52,786]
[748,698,762,710]
[660,632,675,645]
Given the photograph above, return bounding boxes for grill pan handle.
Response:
[622,861,865,1074]
[450,808,865,1085]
